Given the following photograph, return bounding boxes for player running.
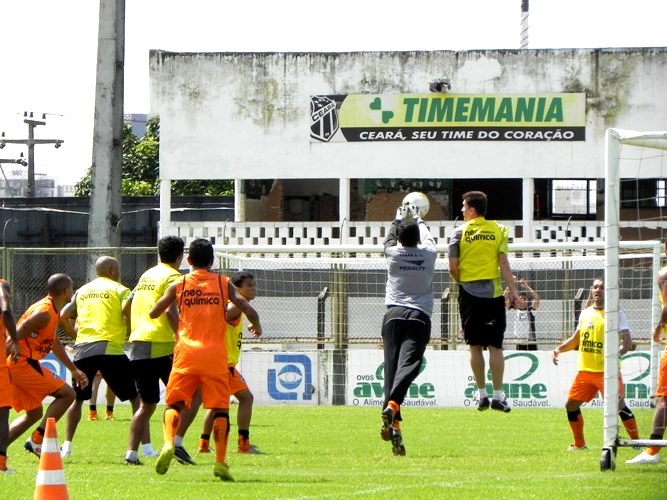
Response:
[125,235,199,465]
[59,256,145,461]
[151,239,262,481]
[0,279,19,473]
[198,271,264,455]
[7,274,88,458]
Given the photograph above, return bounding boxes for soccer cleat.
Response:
[124,457,144,465]
[626,450,661,464]
[198,439,211,453]
[24,439,41,458]
[391,429,406,456]
[154,446,174,475]
[213,462,235,482]
[380,407,394,441]
[238,443,266,455]
[567,444,589,452]
[491,398,511,413]
[105,411,114,421]
[174,445,197,465]
[478,396,491,411]
[87,410,98,421]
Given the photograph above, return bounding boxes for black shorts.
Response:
[130,355,173,404]
[73,354,138,402]
[458,286,506,349]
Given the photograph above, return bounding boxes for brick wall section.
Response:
[316,193,338,221]
[365,192,446,221]
[264,180,284,221]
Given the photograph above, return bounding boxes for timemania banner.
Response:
[310,93,586,143]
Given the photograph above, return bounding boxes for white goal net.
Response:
[602,128,667,469]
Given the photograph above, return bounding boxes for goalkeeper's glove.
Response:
[395,206,406,221]
[405,203,421,221]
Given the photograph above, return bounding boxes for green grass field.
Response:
[4,405,665,499]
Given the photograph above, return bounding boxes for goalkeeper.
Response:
[379,200,437,456]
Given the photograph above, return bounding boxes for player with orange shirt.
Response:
[0,279,19,473]
[150,239,262,481]
[7,274,88,458]
[197,271,264,455]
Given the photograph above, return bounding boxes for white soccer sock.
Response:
[174,435,183,447]
[493,390,504,400]
[142,443,156,455]
[126,450,139,461]
[60,441,72,453]
[478,389,488,398]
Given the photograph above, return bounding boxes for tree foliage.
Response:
[74,115,233,196]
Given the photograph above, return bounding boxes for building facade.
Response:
[149,48,667,245]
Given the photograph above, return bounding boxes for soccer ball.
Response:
[402,192,430,218]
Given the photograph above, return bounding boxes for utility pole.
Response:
[0,154,28,197]
[520,0,529,49]
[88,0,124,249]
[0,113,64,197]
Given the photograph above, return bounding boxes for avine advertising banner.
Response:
[310,93,586,143]
[41,349,651,408]
[347,350,652,410]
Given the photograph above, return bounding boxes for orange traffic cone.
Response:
[34,417,69,500]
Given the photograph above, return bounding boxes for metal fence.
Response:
[1,241,660,350]
[215,241,662,349]
[0,247,159,317]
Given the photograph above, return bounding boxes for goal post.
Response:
[603,128,667,470]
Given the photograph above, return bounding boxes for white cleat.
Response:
[626,451,661,464]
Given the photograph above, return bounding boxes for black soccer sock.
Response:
[619,405,634,421]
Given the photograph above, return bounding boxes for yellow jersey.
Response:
[130,263,182,346]
[73,277,131,353]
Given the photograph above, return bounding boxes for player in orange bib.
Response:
[150,239,262,481]
[0,279,19,473]
[7,274,88,458]
[197,271,264,455]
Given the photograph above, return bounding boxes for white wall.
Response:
[150,48,667,181]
